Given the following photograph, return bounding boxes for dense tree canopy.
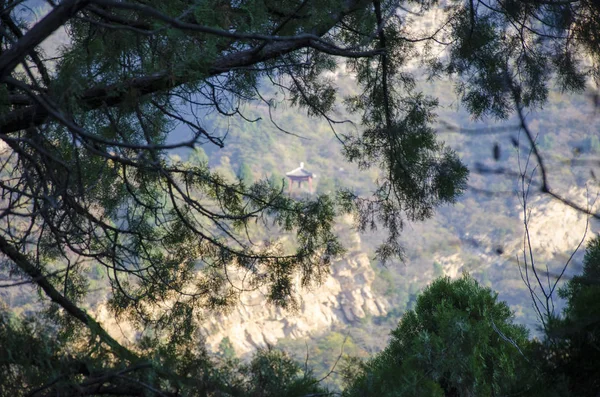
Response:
[342,275,541,397]
[1,0,600,395]
[341,241,600,397]
[545,236,600,396]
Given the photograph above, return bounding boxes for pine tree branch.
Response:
[0,0,374,134]
[373,0,392,129]
[0,233,138,362]
[0,12,52,87]
[0,234,228,393]
[0,0,90,80]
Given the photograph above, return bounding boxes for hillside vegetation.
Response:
[1,0,600,395]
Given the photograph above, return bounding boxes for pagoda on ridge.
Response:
[285,162,315,194]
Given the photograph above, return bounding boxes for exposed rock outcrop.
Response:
[90,220,388,357]
[433,187,596,279]
[201,248,387,356]
[518,189,596,259]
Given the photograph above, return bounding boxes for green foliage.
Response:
[316,175,337,195]
[0,310,65,396]
[189,147,209,166]
[343,275,538,397]
[341,94,469,263]
[432,261,444,278]
[547,236,600,396]
[442,1,590,119]
[268,169,288,191]
[237,161,254,186]
[0,306,329,397]
[239,348,329,397]
[276,331,371,392]
[588,135,600,154]
[540,134,556,150]
[2,0,600,395]
[218,337,237,362]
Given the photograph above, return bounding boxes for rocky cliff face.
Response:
[433,187,596,279]
[91,223,388,357]
[201,245,387,356]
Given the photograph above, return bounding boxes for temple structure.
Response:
[285,162,314,193]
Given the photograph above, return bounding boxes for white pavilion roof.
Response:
[285,162,314,178]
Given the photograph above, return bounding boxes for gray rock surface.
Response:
[201,248,387,355]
